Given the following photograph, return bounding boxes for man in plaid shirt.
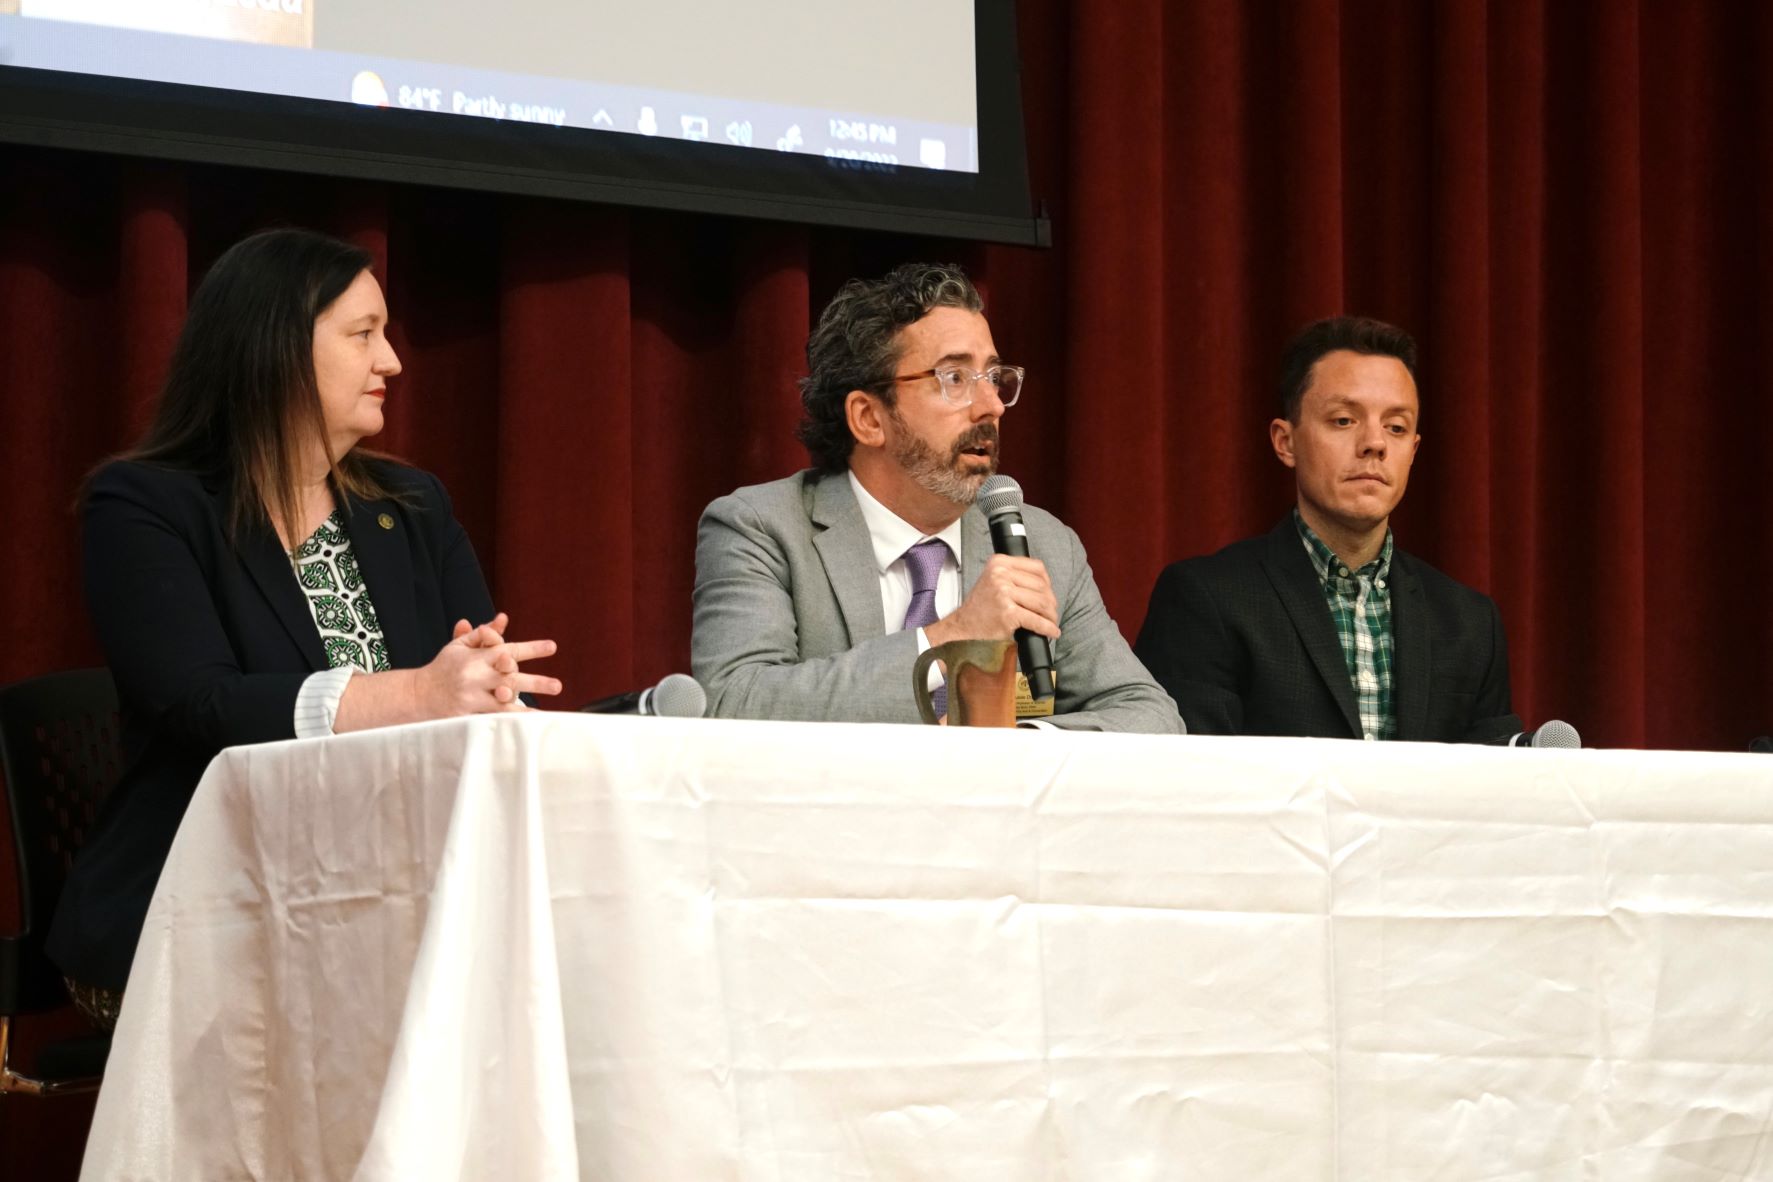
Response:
[1133,317,1521,743]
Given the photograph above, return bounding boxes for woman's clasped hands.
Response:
[426,611,562,712]
[335,611,562,732]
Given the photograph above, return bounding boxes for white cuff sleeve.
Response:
[293,665,357,739]
[914,627,946,691]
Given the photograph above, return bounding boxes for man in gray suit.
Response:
[692,263,1181,733]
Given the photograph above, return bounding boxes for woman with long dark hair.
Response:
[47,228,561,1026]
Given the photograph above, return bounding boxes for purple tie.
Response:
[901,538,949,717]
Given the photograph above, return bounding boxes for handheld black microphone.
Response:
[975,475,1055,700]
[580,673,707,718]
[1483,719,1582,749]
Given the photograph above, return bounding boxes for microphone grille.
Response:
[650,673,708,718]
[976,474,1024,519]
[1532,719,1581,750]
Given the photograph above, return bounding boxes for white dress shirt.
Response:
[848,471,963,686]
[847,472,1055,728]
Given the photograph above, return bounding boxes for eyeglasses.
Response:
[887,364,1025,408]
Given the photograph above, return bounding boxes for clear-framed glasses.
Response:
[888,364,1025,408]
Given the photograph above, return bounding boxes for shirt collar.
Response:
[1294,508,1393,583]
[848,470,964,573]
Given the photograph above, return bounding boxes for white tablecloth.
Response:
[81,715,1773,1180]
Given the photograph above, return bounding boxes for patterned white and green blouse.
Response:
[289,510,391,673]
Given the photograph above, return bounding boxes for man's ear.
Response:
[1270,417,1298,469]
[846,390,887,449]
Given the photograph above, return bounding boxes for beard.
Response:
[885,407,1000,505]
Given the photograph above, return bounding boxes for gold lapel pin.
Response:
[377,513,395,530]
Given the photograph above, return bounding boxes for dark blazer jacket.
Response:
[48,459,496,989]
[1134,517,1522,743]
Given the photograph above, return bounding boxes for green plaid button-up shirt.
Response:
[1295,510,1396,741]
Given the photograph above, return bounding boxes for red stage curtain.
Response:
[7,0,1773,1169]
[1067,0,1773,753]
[6,2,1773,761]
[5,1,1772,759]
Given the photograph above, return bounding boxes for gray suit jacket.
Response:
[693,470,1182,733]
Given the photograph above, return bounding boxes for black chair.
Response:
[0,668,120,1095]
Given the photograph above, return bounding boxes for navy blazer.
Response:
[48,458,496,989]
[1134,517,1522,743]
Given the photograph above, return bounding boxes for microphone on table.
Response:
[975,474,1055,701]
[1482,719,1582,749]
[579,673,707,718]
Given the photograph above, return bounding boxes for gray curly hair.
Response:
[796,262,983,473]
